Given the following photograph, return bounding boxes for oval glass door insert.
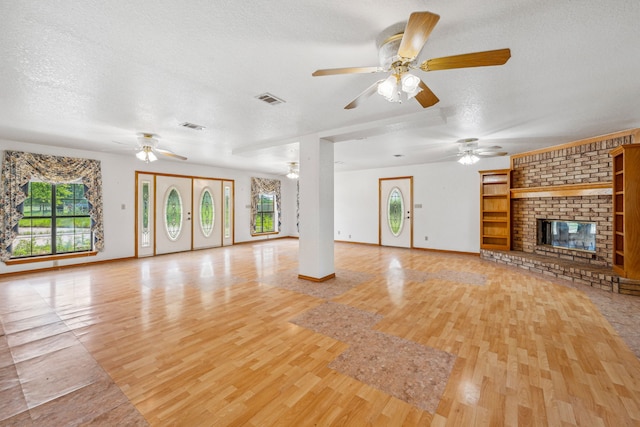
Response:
[165,187,183,240]
[388,187,404,236]
[200,188,214,237]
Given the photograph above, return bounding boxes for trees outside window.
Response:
[255,193,276,234]
[12,182,92,258]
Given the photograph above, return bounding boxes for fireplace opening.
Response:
[537,219,596,252]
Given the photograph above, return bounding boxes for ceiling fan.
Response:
[134,133,187,163]
[312,11,511,109]
[285,162,299,179]
[456,138,507,165]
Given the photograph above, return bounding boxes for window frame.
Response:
[9,181,94,261]
[252,192,279,236]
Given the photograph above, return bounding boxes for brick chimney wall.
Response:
[510,134,634,267]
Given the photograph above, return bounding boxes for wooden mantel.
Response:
[510,182,612,199]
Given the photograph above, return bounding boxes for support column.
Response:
[298,135,335,281]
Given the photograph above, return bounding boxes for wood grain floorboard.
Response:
[0,239,639,426]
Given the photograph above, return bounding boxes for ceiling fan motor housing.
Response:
[376,21,407,69]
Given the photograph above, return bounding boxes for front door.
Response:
[379,177,413,248]
[193,178,222,249]
[156,175,193,254]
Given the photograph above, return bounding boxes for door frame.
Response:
[134,171,235,257]
[378,176,414,248]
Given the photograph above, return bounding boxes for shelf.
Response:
[480,169,510,251]
[611,145,640,279]
[510,182,612,199]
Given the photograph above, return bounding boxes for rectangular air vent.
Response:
[255,92,286,105]
[179,122,206,130]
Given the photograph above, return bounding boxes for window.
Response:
[250,177,281,236]
[12,182,92,258]
[388,187,404,236]
[141,181,150,247]
[224,184,231,239]
[255,193,276,234]
[199,188,214,237]
[0,150,103,263]
[164,187,183,241]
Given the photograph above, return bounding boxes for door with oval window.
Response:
[156,176,193,254]
[193,178,222,249]
[379,177,412,248]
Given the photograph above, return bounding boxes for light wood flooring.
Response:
[1,239,640,426]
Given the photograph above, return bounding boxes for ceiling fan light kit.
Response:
[458,152,480,165]
[312,11,511,109]
[136,145,158,163]
[286,162,299,179]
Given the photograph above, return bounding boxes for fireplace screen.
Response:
[537,220,596,252]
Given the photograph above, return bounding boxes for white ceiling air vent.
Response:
[179,122,206,130]
[255,93,286,105]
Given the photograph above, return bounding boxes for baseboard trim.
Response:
[334,240,378,246]
[234,236,298,245]
[0,256,137,277]
[412,247,480,256]
[298,273,336,282]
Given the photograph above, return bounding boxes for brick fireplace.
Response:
[481,129,640,293]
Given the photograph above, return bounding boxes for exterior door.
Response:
[156,175,193,254]
[193,178,222,249]
[379,177,413,248]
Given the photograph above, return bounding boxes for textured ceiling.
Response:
[0,0,639,175]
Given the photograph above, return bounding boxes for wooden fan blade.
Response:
[344,79,385,109]
[414,80,439,108]
[397,11,440,60]
[476,151,507,157]
[312,66,383,77]
[420,48,511,71]
[154,148,187,161]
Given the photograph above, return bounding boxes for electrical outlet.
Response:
[425,236,428,241]
[337,230,340,235]
[349,234,351,239]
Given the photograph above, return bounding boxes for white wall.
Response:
[0,140,295,274]
[1,138,511,274]
[334,156,510,253]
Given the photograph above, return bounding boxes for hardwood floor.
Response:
[1,239,640,426]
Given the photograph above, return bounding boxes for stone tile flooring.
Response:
[291,302,456,412]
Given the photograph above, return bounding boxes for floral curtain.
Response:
[250,177,281,233]
[0,150,104,261]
